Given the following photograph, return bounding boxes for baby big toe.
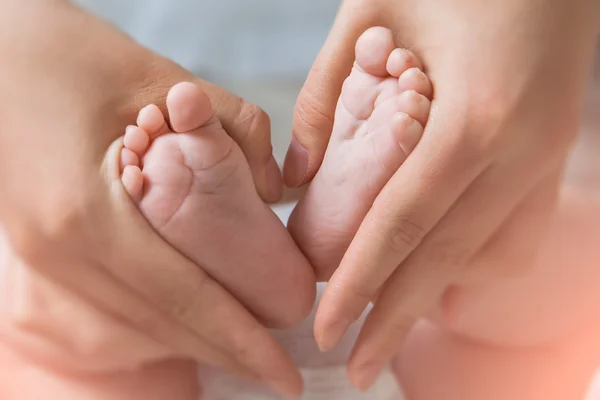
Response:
[166,82,213,133]
[355,27,397,77]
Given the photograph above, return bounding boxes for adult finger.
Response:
[10,141,303,398]
[326,157,561,390]
[283,3,379,187]
[314,80,566,363]
[201,79,283,203]
[103,141,302,396]
[313,98,489,351]
[28,201,303,397]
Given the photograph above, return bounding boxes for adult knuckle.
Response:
[10,193,94,270]
[158,274,210,322]
[456,129,495,163]
[347,281,377,305]
[235,102,271,144]
[446,119,498,168]
[125,309,160,339]
[229,323,264,365]
[294,90,335,139]
[382,215,427,255]
[441,94,505,164]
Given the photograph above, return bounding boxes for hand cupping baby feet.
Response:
[120,82,315,328]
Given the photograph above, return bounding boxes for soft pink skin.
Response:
[438,188,600,347]
[293,0,599,387]
[120,82,316,329]
[0,81,316,400]
[395,318,600,400]
[0,25,597,400]
[289,27,433,282]
[394,188,600,400]
[290,26,600,398]
[0,342,200,400]
[0,233,198,400]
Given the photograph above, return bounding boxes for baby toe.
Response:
[397,90,431,126]
[386,48,422,78]
[120,147,139,171]
[123,125,151,155]
[121,165,144,201]
[137,104,168,138]
[398,67,433,99]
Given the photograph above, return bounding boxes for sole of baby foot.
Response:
[289,26,433,282]
[120,82,315,328]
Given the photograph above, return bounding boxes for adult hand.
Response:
[286,0,600,389]
[0,0,300,396]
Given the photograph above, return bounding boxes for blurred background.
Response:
[73,1,600,399]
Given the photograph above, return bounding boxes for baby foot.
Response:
[289,27,433,281]
[120,82,315,327]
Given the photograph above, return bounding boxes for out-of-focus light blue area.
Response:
[73,0,340,82]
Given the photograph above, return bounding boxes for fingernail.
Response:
[265,156,283,202]
[283,137,308,188]
[125,125,136,134]
[317,319,351,352]
[352,363,383,391]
